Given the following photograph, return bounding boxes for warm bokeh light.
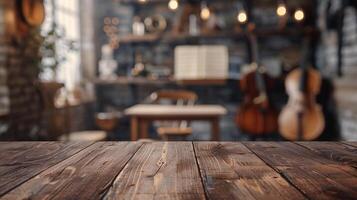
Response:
[138,0,146,3]
[200,5,210,20]
[112,17,119,25]
[276,4,287,16]
[168,0,178,10]
[237,11,247,23]
[294,9,304,21]
[104,17,111,25]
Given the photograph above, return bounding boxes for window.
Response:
[42,0,81,90]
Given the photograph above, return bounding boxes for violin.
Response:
[235,35,278,135]
[279,40,325,141]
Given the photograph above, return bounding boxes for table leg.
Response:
[211,118,220,141]
[131,117,139,141]
[139,119,149,139]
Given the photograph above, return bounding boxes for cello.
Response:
[235,35,278,136]
[279,39,325,141]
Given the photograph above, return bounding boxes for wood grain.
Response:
[297,142,357,168]
[342,142,357,148]
[245,142,357,200]
[1,142,142,200]
[193,142,305,200]
[0,142,92,197]
[104,142,206,200]
[0,142,356,199]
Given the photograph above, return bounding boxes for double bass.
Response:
[236,35,278,136]
[279,40,325,140]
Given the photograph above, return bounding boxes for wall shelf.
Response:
[118,27,319,44]
[93,76,236,86]
[118,34,162,43]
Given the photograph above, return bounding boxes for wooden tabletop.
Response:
[125,104,227,117]
[0,142,356,199]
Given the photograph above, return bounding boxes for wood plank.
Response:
[0,142,92,197]
[193,142,305,200]
[296,142,357,168]
[104,142,206,200]
[244,142,357,200]
[1,142,142,200]
[342,142,357,148]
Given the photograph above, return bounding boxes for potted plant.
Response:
[38,23,77,109]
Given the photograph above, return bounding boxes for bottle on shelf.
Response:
[132,16,145,36]
[98,44,118,79]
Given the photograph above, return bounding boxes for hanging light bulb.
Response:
[237,10,247,23]
[294,8,304,21]
[138,0,146,3]
[168,0,178,10]
[200,2,210,20]
[276,3,287,17]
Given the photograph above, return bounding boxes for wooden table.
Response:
[0,142,356,199]
[125,104,227,141]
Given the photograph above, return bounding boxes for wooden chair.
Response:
[148,90,198,140]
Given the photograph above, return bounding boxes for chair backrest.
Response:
[150,90,198,106]
[149,90,198,128]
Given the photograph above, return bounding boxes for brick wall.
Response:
[335,7,357,141]
[0,1,41,140]
[0,2,9,117]
[319,3,357,140]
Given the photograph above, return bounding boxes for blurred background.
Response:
[0,0,356,141]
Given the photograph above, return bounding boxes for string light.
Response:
[237,10,247,23]
[294,9,304,21]
[168,0,178,10]
[200,2,210,20]
[276,4,287,16]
